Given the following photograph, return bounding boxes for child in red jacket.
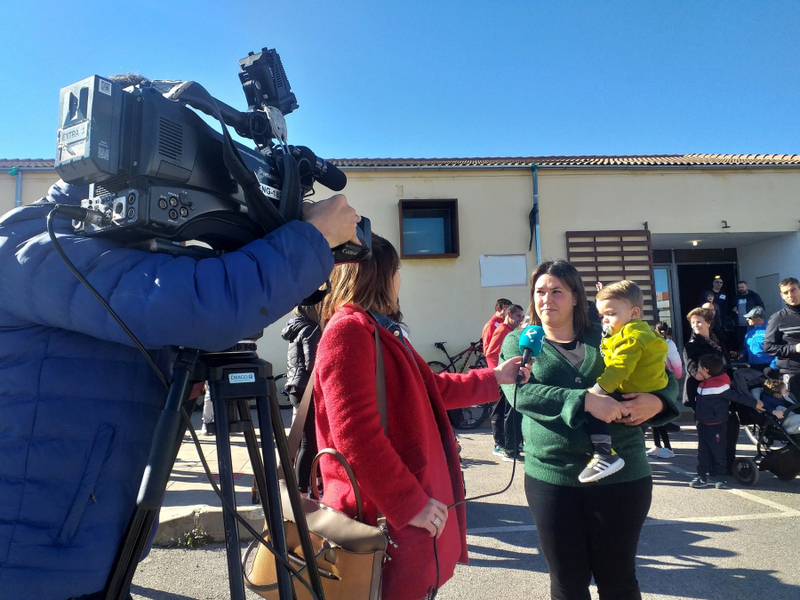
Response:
[689,354,763,489]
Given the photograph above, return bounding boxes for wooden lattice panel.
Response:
[566,229,657,322]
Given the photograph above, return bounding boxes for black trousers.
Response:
[651,426,671,449]
[697,422,727,478]
[490,388,507,447]
[525,475,652,600]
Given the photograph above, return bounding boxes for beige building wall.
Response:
[258,169,538,368]
[537,168,800,259]
[0,171,58,214]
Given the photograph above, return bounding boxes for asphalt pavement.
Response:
[131,410,800,600]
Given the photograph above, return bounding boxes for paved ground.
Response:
[131,409,800,599]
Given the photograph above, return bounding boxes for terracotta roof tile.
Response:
[331,154,800,168]
[4,154,800,171]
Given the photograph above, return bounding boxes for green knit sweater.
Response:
[500,326,680,487]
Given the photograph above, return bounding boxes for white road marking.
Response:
[467,462,800,536]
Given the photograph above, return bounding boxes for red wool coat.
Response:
[314,305,498,600]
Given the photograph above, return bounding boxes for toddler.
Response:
[580,280,669,483]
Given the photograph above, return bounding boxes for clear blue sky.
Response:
[2,1,799,161]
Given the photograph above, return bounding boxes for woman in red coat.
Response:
[314,235,530,600]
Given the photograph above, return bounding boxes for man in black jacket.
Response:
[764,277,800,396]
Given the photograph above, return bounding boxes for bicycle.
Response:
[428,340,494,429]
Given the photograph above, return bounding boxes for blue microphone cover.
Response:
[519,325,545,357]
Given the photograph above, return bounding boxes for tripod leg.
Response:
[211,390,248,600]
[236,398,270,510]
[261,389,326,598]
[253,392,296,598]
[104,349,201,600]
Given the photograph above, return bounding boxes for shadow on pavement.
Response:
[130,585,196,600]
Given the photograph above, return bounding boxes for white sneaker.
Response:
[646,446,661,456]
[656,447,675,459]
[578,451,625,483]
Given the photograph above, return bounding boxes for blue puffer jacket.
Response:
[0,181,334,599]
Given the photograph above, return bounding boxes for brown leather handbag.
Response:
[243,324,390,600]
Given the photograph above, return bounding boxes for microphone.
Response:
[517,325,544,384]
[293,146,347,191]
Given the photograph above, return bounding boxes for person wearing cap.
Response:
[738,306,772,371]
[732,281,765,351]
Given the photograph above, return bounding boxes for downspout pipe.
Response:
[529,164,541,264]
[15,169,23,207]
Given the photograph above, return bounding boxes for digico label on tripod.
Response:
[229,373,256,384]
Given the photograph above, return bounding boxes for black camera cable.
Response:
[46,205,322,600]
[425,383,524,600]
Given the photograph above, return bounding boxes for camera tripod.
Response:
[103,345,325,600]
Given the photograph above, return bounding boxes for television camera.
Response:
[54,47,370,261]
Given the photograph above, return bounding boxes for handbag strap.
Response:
[285,370,315,465]
[373,320,388,436]
[309,448,365,521]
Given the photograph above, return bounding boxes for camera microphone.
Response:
[517,325,545,384]
[292,146,347,191]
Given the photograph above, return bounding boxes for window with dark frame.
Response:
[398,199,459,258]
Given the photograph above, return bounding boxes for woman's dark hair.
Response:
[527,260,591,337]
[321,234,402,322]
[655,321,672,338]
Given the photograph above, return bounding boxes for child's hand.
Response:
[755,400,764,411]
[773,409,785,419]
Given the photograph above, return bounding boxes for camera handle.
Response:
[103,347,326,600]
[163,80,303,233]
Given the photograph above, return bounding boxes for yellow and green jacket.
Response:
[596,319,668,394]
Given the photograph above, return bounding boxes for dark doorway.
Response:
[677,263,738,349]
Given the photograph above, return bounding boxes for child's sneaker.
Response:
[715,478,728,489]
[656,447,675,459]
[646,446,661,456]
[689,476,708,488]
[578,450,624,483]
[492,445,505,457]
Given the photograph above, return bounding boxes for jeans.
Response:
[525,475,652,600]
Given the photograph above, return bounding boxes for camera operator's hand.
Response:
[303,194,361,249]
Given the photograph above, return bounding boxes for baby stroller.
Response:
[731,387,800,486]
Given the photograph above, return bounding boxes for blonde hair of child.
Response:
[595,280,644,312]
[762,378,786,398]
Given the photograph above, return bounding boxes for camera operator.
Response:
[0,176,359,600]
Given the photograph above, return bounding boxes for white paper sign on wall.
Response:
[479,254,528,287]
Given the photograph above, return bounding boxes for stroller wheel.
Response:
[732,457,759,486]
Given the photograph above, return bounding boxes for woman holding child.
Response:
[499,260,679,600]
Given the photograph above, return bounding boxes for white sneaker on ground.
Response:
[656,447,675,459]
[646,446,661,456]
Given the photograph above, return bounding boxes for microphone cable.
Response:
[426,382,523,600]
